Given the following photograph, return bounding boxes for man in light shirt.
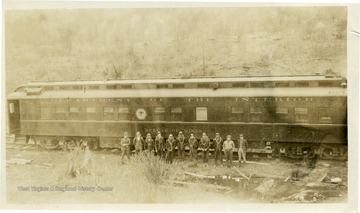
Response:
[223,135,235,167]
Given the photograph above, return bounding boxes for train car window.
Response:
[85,107,96,120]
[170,107,182,121]
[59,86,69,90]
[275,107,288,114]
[230,107,244,122]
[295,107,308,123]
[295,82,309,87]
[106,85,116,89]
[250,82,264,88]
[275,82,290,87]
[197,83,210,88]
[250,107,263,122]
[196,107,208,121]
[156,84,168,89]
[173,84,185,88]
[318,81,335,87]
[231,107,244,113]
[40,107,51,120]
[9,103,15,114]
[117,84,132,89]
[103,107,114,120]
[69,107,80,120]
[318,107,333,123]
[118,106,130,120]
[154,106,166,121]
[233,82,246,87]
[45,86,54,91]
[55,107,67,120]
[275,107,288,122]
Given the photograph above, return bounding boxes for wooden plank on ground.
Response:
[184,172,216,179]
[232,166,250,181]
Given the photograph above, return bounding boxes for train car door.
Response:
[8,100,21,136]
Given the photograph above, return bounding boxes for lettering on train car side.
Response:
[46,97,315,103]
[144,127,203,134]
[235,97,314,102]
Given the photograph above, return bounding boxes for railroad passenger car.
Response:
[7,75,347,160]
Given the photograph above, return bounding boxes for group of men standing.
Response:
[119,131,248,167]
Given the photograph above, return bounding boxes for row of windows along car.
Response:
[21,106,335,124]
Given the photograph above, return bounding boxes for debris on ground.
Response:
[185,171,216,179]
[317,173,328,182]
[6,158,33,165]
[285,189,325,203]
[232,166,251,181]
[254,179,275,198]
[330,177,342,184]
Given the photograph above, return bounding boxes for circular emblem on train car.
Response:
[135,108,147,120]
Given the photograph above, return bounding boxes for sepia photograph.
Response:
[1,1,359,211]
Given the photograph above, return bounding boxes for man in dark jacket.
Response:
[144,133,154,155]
[120,132,131,164]
[199,132,210,164]
[165,134,175,163]
[188,134,198,161]
[177,131,186,160]
[133,132,144,154]
[213,133,223,166]
[155,131,164,159]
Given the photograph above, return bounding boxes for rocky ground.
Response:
[5,141,347,204]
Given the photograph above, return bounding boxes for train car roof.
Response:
[18,75,343,87]
[7,87,347,100]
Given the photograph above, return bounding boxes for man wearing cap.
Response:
[165,134,175,163]
[133,132,144,154]
[238,134,248,164]
[188,134,198,161]
[177,131,186,160]
[213,133,223,166]
[155,131,165,159]
[199,132,210,164]
[119,132,131,164]
[144,133,154,155]
[223,135,235,167]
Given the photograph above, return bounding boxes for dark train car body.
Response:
[7,75,347,159]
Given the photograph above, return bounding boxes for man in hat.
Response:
[213,133,223,166]
[188,134,198,161]
[238,134,248,164]
[177,131,186,160]
[133,132,144,154]
[119,132,131,164]
[144,133,154,155]
[199,132,210,164]
[155,131,165,159]
[165,134,175,163]
[223,135,235,167]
